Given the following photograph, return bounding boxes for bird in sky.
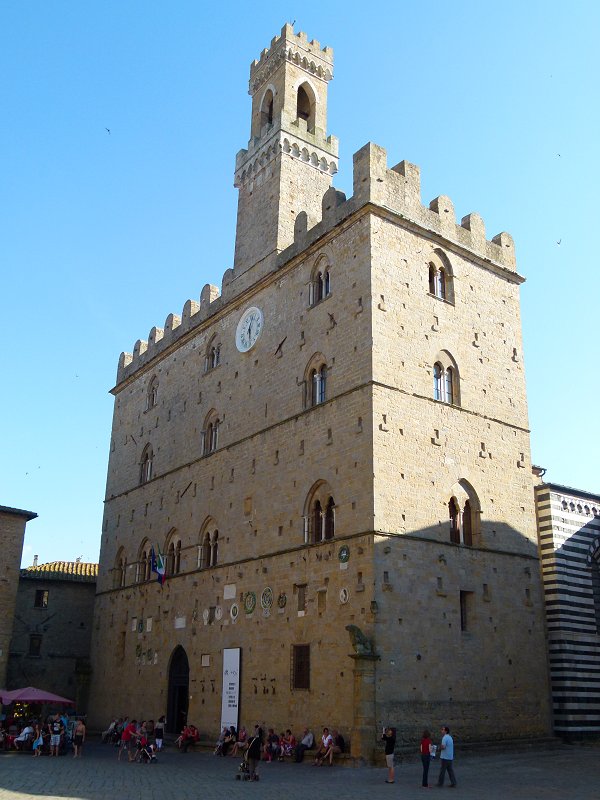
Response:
[557,239,562,246]
[105,128,111,135]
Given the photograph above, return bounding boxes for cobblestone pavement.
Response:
[1,742,599,800]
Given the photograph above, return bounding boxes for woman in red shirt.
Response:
[420,729,433,787]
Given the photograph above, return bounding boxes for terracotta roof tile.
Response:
[20,561,98,582]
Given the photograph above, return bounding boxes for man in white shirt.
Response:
[437,726,457,787]
[294,727,314,762]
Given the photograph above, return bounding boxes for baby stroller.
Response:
[235,742,259,781]
[136,738,158,764]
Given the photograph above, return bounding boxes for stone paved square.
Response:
[1,742,599,800]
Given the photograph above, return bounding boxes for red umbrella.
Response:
[0,686,75,706]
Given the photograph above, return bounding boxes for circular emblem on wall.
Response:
[215,605,223,621]
[244,592,256,614]
[202,608,210,623]
[261,587,274,610]
[235,306,264,352]
[339,587,350,604]
[338,545,350,563]
[277,592,287,609]
[230,603,239,622]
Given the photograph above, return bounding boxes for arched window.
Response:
[204,336,221,372]
[304,354,328,409]
[198,520,219,569]
[146,376,158,410]
[167,542,175,576]
[296,82,316,133]
[297,85,310,119]
[137,540,152,583]
[140,444,153,484]
[165,530,181,577]
[432,352,460,406]
[427,250,454,303]
[303,481,336,544]
[448,481,480,546]
[260,88,274,131]
[309,258,332,306]
[198,531,209,569]
[202,410,220,455]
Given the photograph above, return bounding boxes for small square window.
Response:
[29,634,42,657]
[34,590,49,608]
[291,644,310,690]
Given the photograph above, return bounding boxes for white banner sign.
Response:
[220,647,241,731]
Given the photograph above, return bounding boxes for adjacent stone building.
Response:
[7,561,98,711]
[0,505,37,689]
[534,480,600,737]
[89,24,552,754]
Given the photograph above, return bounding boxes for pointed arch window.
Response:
[297,85,310,120]
[167,542,175,576]
[296,82,316,133]
[204,336,221,372]
[146,376,158,411]
[140,445,153,484]
[260,88,274,131]
[303,482,336,544]
[137,542,152,583]
[448,482,480,546]
[309,259,332,306]
[198,522,219,569]
[427,250,454,303]
[433,353,460,406]
[202,411,220,456]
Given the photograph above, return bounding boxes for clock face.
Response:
[236,306,264,352]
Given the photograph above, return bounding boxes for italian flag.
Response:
[150,546,166,585]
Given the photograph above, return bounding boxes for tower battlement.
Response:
[249,23,333,93]
[117,142,518,388]
[347,142,516,270]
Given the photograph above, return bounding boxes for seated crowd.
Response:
[99,716,346,766]
[216,723,346,765]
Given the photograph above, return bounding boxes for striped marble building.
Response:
[535,480,600,736]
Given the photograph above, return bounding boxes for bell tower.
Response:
[233,24,339,275]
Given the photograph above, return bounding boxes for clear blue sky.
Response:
[2,1,598,567]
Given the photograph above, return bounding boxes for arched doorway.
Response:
[167,646,189,733]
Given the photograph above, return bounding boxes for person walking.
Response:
[382,726,396,784]
[154,716,165,751]
[420,729,433,787]
[72,719,86,758]
[437,726,457,788]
